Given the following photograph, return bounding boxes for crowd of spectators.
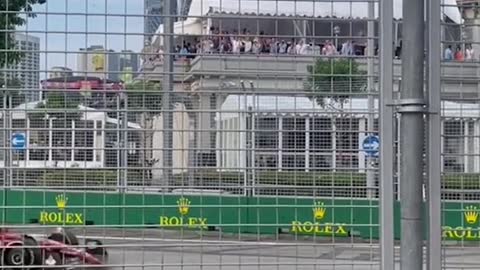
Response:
[143,27,371,64]
[144,27,478,65]
[444,44,476,62]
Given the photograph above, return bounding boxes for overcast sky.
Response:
[17,0,146,79]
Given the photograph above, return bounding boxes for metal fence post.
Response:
[426,0,442,268]
[162,0,175,187]
[4,92,11,188]
[366,0,375,199]
[399,0,426,269]
[380,0,395,268]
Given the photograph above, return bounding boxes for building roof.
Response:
[42,76,121,84]
[187,0,461,23]
[217,95,480,120]
[40,76,124,90]
[153,0,461,44]
[3,101,141,129]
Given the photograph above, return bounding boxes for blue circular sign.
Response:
[11,132,26,150]
[362,135,380,157]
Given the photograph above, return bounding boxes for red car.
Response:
[0,227,107,269]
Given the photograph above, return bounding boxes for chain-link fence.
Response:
[439,0,480,269]
[0,0,477,269]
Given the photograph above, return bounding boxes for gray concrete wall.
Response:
[187,55,480,98]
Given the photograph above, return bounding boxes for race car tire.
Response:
[3,244,35,268]
[40,252,64,270]
[22,236,43,268]
[85,239,108,257]
[47,229,79,246]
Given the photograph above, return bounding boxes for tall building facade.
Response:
[144,0,191,42]
[76,46,120,81]
[13,33,40,102]
[144,0,164,42]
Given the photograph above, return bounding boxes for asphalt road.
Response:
[17,227,480,269]
[103,240,480,270]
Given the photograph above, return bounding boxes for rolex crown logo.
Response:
[55,194,68,211]
[313,201,326,220]
[464,205,479,224]
[177,197,191,216]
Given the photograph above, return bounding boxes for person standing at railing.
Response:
[454,45,464,62]
[465,44,475,61]
[341,40,353,56]
[444,45,453,61]
[278,40,287,54]
[322,40,336,56]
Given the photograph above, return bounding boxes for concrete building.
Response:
[137,0,472,184]
[0,100,141,170]
[216,95,480,174]
[457,0,480,56]
[76,46,120,81]
[12,33,40,102]
[147,0,462,159]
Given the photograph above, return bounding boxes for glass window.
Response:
[282,154,305,171]
[282,118,305,153]
[310,118,332,151]
[309,154,332,171]
[28,119,49,161]
[254,117,278,150]
[52,120,73,161]
[335,118,359,169]
[443,120,464,173]
[255,154,278,168]
[74,120,94,162]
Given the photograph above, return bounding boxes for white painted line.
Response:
[28,233,385,248]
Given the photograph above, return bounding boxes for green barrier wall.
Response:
[0,190,478,241]
[2,190,121,225]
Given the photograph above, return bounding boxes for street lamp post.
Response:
[334,26,341,50]
[2,87,11,188]
[366,0,375,199]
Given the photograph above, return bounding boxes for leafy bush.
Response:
[39,169,145,190]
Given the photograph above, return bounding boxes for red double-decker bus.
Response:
[40,76,124,91]
[40,76,125,109]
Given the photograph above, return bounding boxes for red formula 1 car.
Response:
[0,227,107,269]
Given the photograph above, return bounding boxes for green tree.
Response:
[29,91,81,121]
[125,79,162,113]
[305,58,367,107]
[0,0,46,67]
[0,75,24,108]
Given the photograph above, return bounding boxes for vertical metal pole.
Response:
[379,0,395,268]
[2,90,7,224]
[7,94,11,187]
[366,0,375,199]
[122,93,129,189]
[162,0,175,187]
[400,0,426,269]
[250,82,256,196]
[241,81,248,196]
[3,92,10,188]
[116,95,122,191]
[426,0,442,268]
